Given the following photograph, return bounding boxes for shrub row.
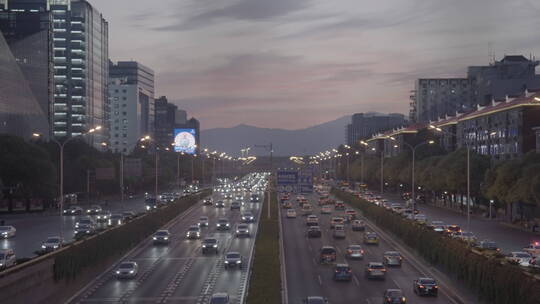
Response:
[53,190,210,281]
[332,188,540,304]
[246,191,282,304]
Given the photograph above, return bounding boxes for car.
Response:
[383,289,407,303]
[0,226,16,238]
[122,211,136,220]
[145,198,158,210]
[198,216,209,227]
[115,261,138,279]
[363,232,379,245]
[428,220,444,228]
[75,217,95,228]
[63,205,83,215]
[445,224,461,235]
[282,201,293,209]
[319,246,337,263]
[335,201,345,210]
[321,205,332,214]
[345,209,357,220]
[41,236,63,252]
[330,217,344,228]
[216,218,231,230]
[0,249,16,270]
[301,203,313,215]
[186,225,201,239]
[414,214,427,224]
[365,262,386,279]
[241,212,255,223]
[250,194,260,202]
[346,245,364,259]
[478,240,500,252]
[507,252,532,266]
[236,224,250,237]
[413,277,439,297]
[333,263,352,281]
[202,238,219,254]
[86,205,102,215]
[224,194,233,200]
[230,201,242,210]
[523,242,540,257]
[153,230,171,244]
[351,220,365,231]
[203,198,213,206]
[302,296,329,304]
[224,252,243,269]
[286,209,297,218]
[215,201,225,208]
[383,251,403,266]
[306,215,319,226]
[96,210,111,223]
[333,225,346,239]
[108,214,124,226]
[433,225,446,233]
[210,292,230,304]
[307,226,322,238]
[458,231,477,244]
[234,195,243,201]
[74,224,94,237]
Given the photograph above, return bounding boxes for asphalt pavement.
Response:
[68,189,263,304]
[380,192,539,253]
[0,196,147,258]
[281,192,477,304]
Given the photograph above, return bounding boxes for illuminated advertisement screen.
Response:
[174,129,197,154]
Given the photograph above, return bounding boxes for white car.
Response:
[224,252,243,269]
[41,236,63,252]
[198,216,209,227]
[115,261,138,279]
[414,214,427,224]
[186,225,201,239]
[0,226,16,238]
[507,252,532,266]
[286,209,297,218]
[523,242,540,257]
[236,224,250,237]
[0,249,16,269]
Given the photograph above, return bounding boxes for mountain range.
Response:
[200,115,351,156]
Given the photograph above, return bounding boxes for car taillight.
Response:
[434,286,438,288]
[361,250,364,254]
[419,285,424,288]
[381,269,387,272]
[347,250,352,254]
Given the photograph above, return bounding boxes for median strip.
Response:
[246,190,282,304]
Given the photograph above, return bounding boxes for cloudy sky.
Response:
[93,0,540,130]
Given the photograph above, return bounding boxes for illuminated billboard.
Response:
[174,129,197,154]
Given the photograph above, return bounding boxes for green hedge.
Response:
[53,191,210,281]
[246,191,282,304]
[332,188,540,304]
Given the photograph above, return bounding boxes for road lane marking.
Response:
[392,278,401,289]
[353,275,360,286]
[317,275,323,285]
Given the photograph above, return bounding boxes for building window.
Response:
[123,134,127,138]
[122,97,127,100]
[123,119,128,124]
[122,112,127,116]
[115,89,119,93]
[122,89,127,93]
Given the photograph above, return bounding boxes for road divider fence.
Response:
[332,188,540,304]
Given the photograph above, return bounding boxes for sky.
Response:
[92,0,540,130]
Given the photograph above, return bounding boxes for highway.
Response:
[0,197,147,258]
[281,192,476,304]
[68,187,263,304]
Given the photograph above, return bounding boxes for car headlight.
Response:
[41,245,46,249]
[116,270,120,274]
[236,230,240,233]
[236,260,241,264]
[164,237,168,240]
[186,233,190,237]
[53,245,59,249]
[213,245,218,248]
[87,210,91,212]
[146,206,151,210]
[226,224,229,226]
[1,232,7,235]
[224,260,229,264]
[129,270,134,274]
[86,230,90,233]
[153,237,157,240]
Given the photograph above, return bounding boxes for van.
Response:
[0,249,16,270]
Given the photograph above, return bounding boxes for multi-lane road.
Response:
[281,192,477,304]
[0,197,147,258]
[68,189,263,304]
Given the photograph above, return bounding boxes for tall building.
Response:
[411,78,472,123]
[108,78,140,154]
[109,61,154,136]
[1,0,109,145]
[346,112,406,146]
[0,0,52,138]
[410,55,540,124]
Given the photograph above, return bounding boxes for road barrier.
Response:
[246,189,282,304]
[332,188,540,304]
[0,191,210,304]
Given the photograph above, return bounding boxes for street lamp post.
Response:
[33,126,101,240]
[401,140,435,214]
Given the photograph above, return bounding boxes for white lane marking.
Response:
[353,275,360,286]
[392,278,401,289]
[317,275,323,285]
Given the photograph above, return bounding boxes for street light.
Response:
[32,126,102,240]
[430,124,471,231]
[401,140,435,215]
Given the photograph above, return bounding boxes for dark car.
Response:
[202,238,219,254]
[203,198,213,206]
[307,226,322,238]
[383,289,406,303]
[319,246,337,263]
[216,218,230,230]
[413,277,438,296]
[478,240,500,252]
[230,201,242,210]
[216,201,225,208]
[303,297,328,304]
[333,264,352,281]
